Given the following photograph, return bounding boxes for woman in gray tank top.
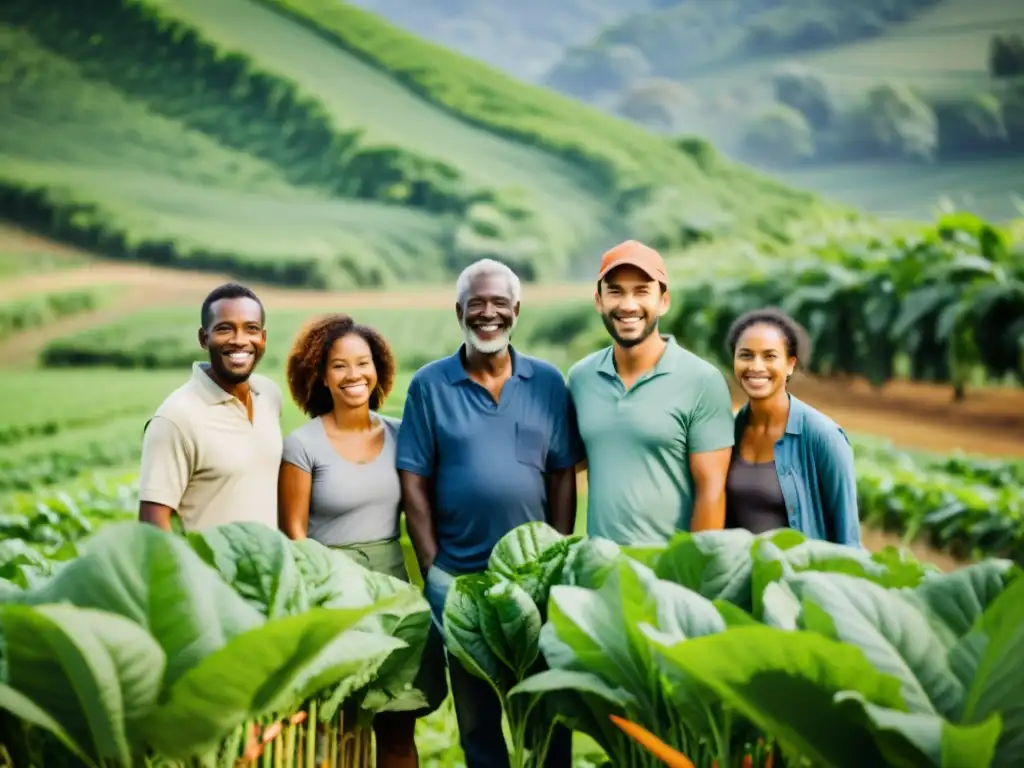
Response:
[724,308,861,545]
[278,313,446,767]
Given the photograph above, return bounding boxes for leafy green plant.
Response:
[666,212,1024,395]
[0,521,434,767]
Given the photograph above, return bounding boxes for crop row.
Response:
[1,0,472,214]
[436,521,1022,767]
[0,287,100,341]
[252,0,824,248]
[2,520,1019,767]
[667,211,1024,395]
[0,369,188,447]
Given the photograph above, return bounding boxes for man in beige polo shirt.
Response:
[138,282,284,532]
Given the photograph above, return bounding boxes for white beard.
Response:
[462,316,517,355]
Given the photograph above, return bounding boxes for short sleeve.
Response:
[395,376,436,477]
[138,416,194,509]
[816,426,862,547]
[282,430,314,474]
[546,373,585,471]
[688,370,736,454]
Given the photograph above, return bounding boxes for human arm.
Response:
[817,427,862,546]
[544,375,583,535]
[687,372,736,531]
[396,377,439,576]
[278,433,314,540]
[138,416,192,532]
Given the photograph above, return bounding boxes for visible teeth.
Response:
[477,324,499,332]
[228,352,251,360]
[618,317,641,324]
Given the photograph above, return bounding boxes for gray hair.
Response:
[455,259,521,308]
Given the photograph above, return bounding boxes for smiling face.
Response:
[323,332,378,410]
[456,272,519,355]
[199,297,266,384]
[596,265,669,348]
[733,322,796,401]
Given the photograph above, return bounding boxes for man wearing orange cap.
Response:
[568,240,735,544]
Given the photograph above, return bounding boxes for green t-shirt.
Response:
[568,336,735,545]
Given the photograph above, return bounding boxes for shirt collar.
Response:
[597,334,682,379]
[443,344,534,383]
[191,361,262,405]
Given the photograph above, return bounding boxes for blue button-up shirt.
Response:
[733,395,861,546]
[396,346,582,573]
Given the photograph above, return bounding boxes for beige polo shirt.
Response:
[138,362,284,531]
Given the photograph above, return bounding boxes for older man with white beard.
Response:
[397,258,580,768]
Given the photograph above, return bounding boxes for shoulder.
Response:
[284,418,322,447]
[792,397,850,448]
[521,353,566,385]
[151,380,204,431]
[408,356,452,390]
[567,347,607,385]
[252,373,284,406]
[379,413,402,435]
[673,343,726,383]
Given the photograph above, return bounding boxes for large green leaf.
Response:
[961,572,1024,767]
[654,528,756,609]
[1,603,164,767]
[443,573,513,692]
[442,572,541,697]
[559,537,624,590]
[542,558,726,747]
[750,537,929,618]
[790,571,964,717]
[147,604,404,759]
[186,522,309,619]
[8,522,263,689]
[0,685,95,767]
[835,691,1002,768]
[488,523,582,608]
[643,624,905,768]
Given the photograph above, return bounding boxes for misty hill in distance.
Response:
[360,0,1024,221]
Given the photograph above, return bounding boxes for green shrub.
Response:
[772,64,834,130]
[740,105,816,166]
[857,83,939,162]
[934,93,1009,157]
[0,289,100,340]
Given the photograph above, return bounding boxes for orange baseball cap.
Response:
[597,240,668,286]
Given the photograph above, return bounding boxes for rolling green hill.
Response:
[539,0,1024,220]
[0,0,826,291]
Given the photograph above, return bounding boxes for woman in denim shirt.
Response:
[724,308,862,545]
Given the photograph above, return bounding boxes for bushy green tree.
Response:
[772,63,835,129]
[935,93,1008,156]
[740,105,815,166]
[859,83,939,162]
[616,78,693,130]
[989,33,1024,79]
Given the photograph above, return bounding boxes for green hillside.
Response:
[540,0,1024,220]
[0,0,826,291]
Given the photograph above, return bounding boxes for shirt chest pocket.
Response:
[515,422,548,471]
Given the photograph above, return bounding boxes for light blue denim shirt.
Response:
[733,395,862,546]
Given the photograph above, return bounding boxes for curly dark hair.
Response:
[286,314,396,417]
[725,307,812,366]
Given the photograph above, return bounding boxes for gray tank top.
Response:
[725,456,789,535]
[282,415,401,546]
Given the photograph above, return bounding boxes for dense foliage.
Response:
[666,213,1024,396]
[0,521,436,768]
[444,521,1023,768]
